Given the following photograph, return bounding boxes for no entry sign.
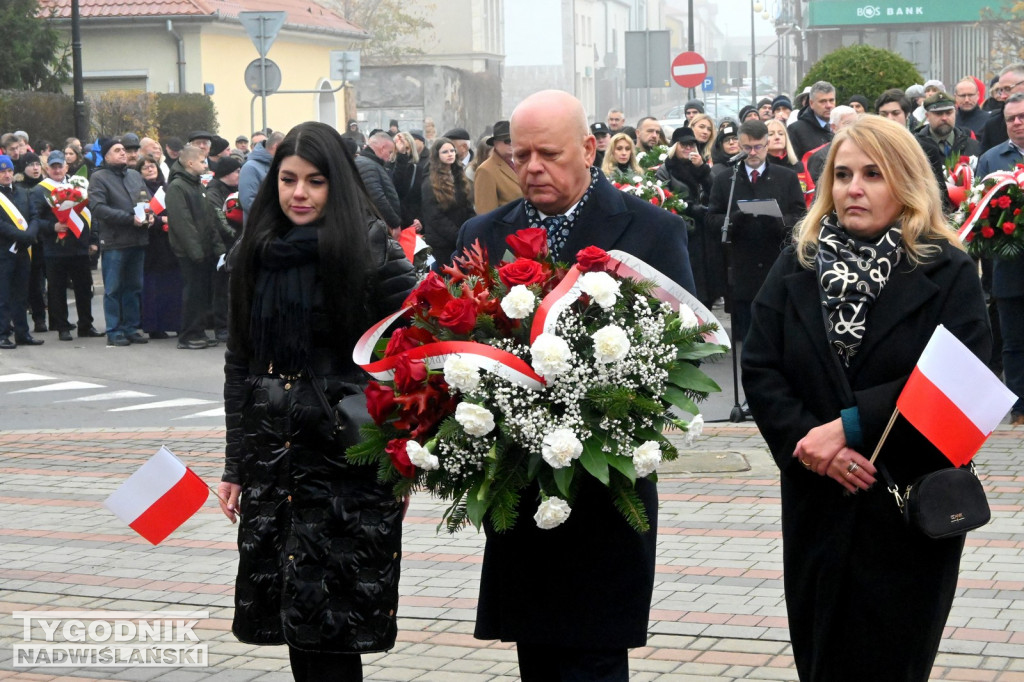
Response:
[671,52,708,88]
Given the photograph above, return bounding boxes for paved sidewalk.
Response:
[1,424,1023,681]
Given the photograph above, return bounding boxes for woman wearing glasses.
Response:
[706,119,806,343]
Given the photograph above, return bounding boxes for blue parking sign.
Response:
[702,76,714,92]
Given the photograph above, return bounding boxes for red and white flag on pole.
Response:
[897,324,1017,467]
[149,186,166,214]
[103,446,209,545]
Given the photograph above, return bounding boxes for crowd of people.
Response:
[1,63,1021,680]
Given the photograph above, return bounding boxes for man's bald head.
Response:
[509,90,596,215]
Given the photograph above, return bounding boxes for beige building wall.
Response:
[404,0,503,72]
[58,20,356,138]
[199,27,352,137]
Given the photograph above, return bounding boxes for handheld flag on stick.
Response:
[103,446,209,544]
[870,325,1016,466]
[149,186,166,214]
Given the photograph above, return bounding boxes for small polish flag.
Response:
[149,186,166,214]
[103,446,210,544]
[398,226,429,263]
[897,325,1017,466]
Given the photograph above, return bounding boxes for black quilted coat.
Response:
[222,222,416,653]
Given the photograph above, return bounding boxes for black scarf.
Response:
[815,214,903,367]
[250,226,320,373]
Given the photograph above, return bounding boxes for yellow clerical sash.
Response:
[0,189,29,257]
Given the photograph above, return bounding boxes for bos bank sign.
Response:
[808,0,993,26]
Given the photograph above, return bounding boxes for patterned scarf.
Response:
[815,214,903,367]
[523,166,601,260]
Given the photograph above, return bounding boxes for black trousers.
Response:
[515,644,629,682]
[287,646,362,682]
[178,256,215,343]
[211,266,229,334]
[45,256,93,332]
[28,245,47,324]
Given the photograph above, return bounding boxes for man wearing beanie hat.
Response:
[166,144,224,349]
[771,96,793,121]
[684,99,705,121]
[205,155,241,343]
[16,151,47,333]
[90,136,152,346]
[738,105,760,123]
[209,136,231,160]
[757,97,774,120]
[0,153,41,348]
[473,120,522,214]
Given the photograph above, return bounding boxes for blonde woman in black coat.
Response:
[218,122,416,682]
[742,116,991,681]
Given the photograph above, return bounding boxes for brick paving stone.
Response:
[2,425,1024,679]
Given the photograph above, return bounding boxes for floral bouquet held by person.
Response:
[348,228,729,533]
[46,175,91,241]
[955,165,1024,259]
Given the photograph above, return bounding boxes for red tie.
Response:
[750,170,759,184]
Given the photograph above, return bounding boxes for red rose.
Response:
[385,326,436,356]
[385,438,416,478]
[981,207,990,219]
[1016,209,1022,216]
[505,227,549,259]
[438,297,479,335]
[404,272,452,316]
[365,381,396,425]
[1004,221,1016,235]
[498,258,548,288]
[965,232,975,242]
[393,355,428,393]
[997,195,1013,209]
[982,226,995,238]
[576,246,611,272]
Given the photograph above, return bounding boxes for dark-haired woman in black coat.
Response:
[218,121,416,682]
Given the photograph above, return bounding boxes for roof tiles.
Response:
[39,0,366,36]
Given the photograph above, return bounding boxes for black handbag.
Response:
[306,366,372,449]
[879,462,991,539]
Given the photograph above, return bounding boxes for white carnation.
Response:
[632,441,662,477]
[684,414,705,448]
[530,333,572,377]
[678,304,699,328]
[455,402,496,437]
[534,496,572,529]
[591,325,631,364]
[541,428,583,469]
[578,271,621,309]
[444,355,481,393]
[406,440,439,471]
[500,284,537,319]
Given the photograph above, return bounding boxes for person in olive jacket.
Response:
[217,122,416,682]
[165,144,225,349]
[90,137,151,346]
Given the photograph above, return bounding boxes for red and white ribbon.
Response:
[605,250,731,348]
[958,167,1024,241]
[353,308,545,389]
[353,250,732,390]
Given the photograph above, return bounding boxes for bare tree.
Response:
[980,1,1024,68]
[320,0,435,64]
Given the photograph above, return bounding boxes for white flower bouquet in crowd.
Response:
[347,228,728,533]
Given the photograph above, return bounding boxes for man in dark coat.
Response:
[980,63,1024,153]
[978,92,1024,423]
[456,89,695,682]
[0,154,40,348]
[707,119,806,345]
[915,91,980,161]
[954,76,991,137]
[355,132,402,231]
[787,81,836,158]
[90,137,151,346]
[166,144,225,350]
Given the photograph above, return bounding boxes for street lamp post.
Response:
[751,0,762,105]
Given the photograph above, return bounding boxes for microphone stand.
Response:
[721,162,746,423]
